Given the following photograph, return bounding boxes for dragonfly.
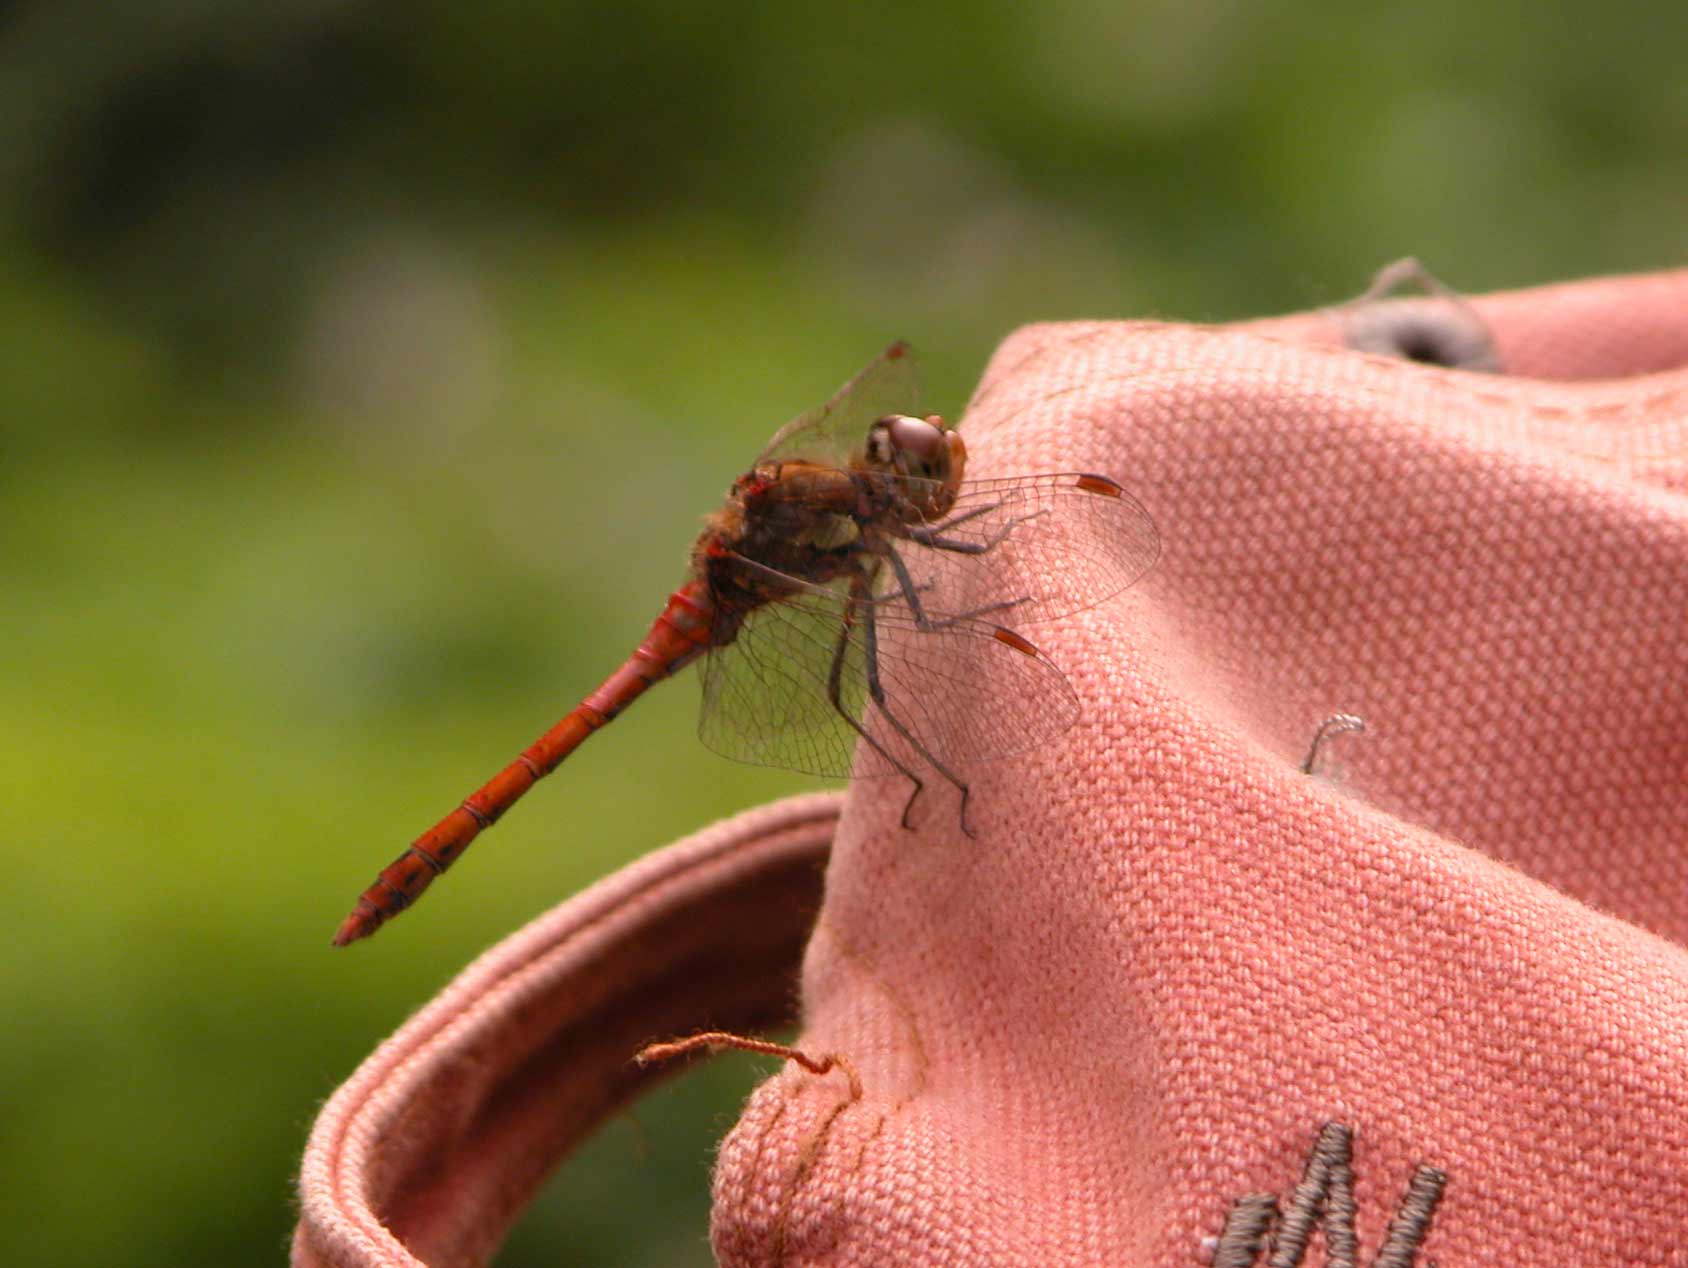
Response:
[334,341,1158,945]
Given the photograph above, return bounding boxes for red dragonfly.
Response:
[334,342,1158,945]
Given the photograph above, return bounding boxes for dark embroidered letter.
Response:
[1211,1122,1447,1268]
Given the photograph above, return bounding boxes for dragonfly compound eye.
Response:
[872,413,948,478]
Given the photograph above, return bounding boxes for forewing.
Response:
[698,577,1082,778]
[884,473,1160,627]
[756,341,923,466]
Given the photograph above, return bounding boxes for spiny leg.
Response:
[856,567,975,836]
[827,578,927,823]
[909,505,1049,554]
[890,501,1050,626]
[923,500,1008,534]
[882,543,1025,631]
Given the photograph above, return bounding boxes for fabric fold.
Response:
[294,792,838,1268]
[295,268,1688,1267]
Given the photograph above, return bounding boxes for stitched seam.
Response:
[736,1092,791,1268]
[768,1089,859,1266]
[814,921,931,1108]
[828,1109,891,1266]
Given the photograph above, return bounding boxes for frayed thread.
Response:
[635,1031,864,1101]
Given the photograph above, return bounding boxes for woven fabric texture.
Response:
[293,793,838,1268]
[712,269,1688,1267]
[294,269,1688,1267]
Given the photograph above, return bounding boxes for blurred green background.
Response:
[0,1,1679,1264]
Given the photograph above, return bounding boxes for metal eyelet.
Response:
[1334,257,1503,373]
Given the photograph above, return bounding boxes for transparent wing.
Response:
[698,571,1080,779]
[698,579,865,778]
[878,472,1161,627]
[755,341,922,466]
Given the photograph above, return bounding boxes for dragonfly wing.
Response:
[756,341,923,466]
[698,571,1081,778]
[698,580,866,779]
[885,473,1160,627]
[852,604,1082,768]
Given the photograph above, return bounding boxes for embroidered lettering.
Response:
[1210,1122,1447,1268]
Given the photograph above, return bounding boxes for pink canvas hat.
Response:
[295,266,1688,1267]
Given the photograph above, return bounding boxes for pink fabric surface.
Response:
[714,269,1688,1266]
[294,792,839,1268]
[296,268,1688,1267]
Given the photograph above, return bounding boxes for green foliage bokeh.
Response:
[0,2,1679,1264]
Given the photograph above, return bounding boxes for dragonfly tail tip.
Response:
[332,907,380,947]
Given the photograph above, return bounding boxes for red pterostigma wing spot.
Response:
[992,627,1039,656]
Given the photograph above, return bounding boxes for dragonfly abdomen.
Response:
[332,582,715,945]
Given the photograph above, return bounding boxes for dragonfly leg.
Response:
[856,570,976,837]
[883,544,1025,631]
[828,584,928,822]
[908,506,1049,555]
[925,501,1004,533]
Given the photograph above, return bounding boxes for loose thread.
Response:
[635,1030,864,1101]
[1301,713,1367,776]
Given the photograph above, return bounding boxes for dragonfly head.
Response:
[864,414,967,514]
